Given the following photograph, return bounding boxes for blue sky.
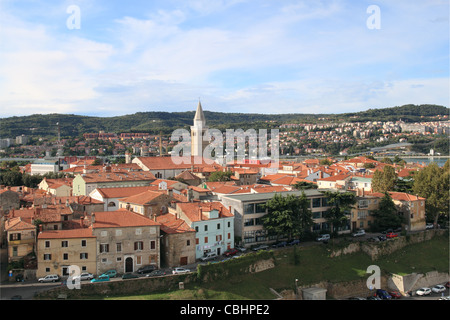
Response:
[0,0,448,117]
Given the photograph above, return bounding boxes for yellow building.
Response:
[37,227,96,278]
[5,217,36,262]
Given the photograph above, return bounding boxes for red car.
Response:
[389,291,402,299]
[386,232,398,238]
[224,248,239,257]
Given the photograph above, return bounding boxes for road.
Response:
[0,281,61,300]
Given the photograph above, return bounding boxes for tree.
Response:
[0,170,23,186]
[207,171,232,182]
[372,166,397,193]
[412,161,450,225]
[321,190,356,234]
[262,193,313,241]
[292,181,318,190]
[371,193,405,231]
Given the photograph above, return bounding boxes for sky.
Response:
[0,0,448,117]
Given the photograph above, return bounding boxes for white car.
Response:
[432,285,446,293]
[416,287,431,296]
[316,234,330,241]
[426,223,434,229]
[172,267,190,275]
[352,230,366,237]
[38,274,60,283]
[73,272,94,281]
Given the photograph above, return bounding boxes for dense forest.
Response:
[1,104,448,138]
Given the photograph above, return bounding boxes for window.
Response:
[134,241,144,251]
[244,219,254,226]
[45,241,50,248]
[204,225,208,232]
[312,198,321,208]
[196,238,199,245]
[116,229,122,236]
[255,203,265,213]
[217,223,221,230]
[136,255,142,265]
[227,221,231,228]
[150,240,156,250]
[80,253,88,259]
[244,203,254,214]
[187,240,191,246]
[9,233,21,241]
[81,240,87,247]
[44,254,52,260]
[204,236,208,244]
[61,241,68,247]
[116,243,122,252]
[216,235,222,241]
[228,233,231,239]
[195,226,199,232]
[63,253,68,260]
[100,243,109,253]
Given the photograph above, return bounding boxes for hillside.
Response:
[0,104,447,138]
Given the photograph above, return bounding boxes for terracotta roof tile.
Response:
[92,209,160,228]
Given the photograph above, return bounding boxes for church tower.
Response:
[190,100,209,157]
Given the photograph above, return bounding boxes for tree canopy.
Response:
[262,193,313,240]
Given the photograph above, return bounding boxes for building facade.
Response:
[91,209,161,275]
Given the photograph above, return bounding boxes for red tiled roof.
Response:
[177,202,233,223]
[156,213,195,234]
[92,209,160,228]
[38,227,94,239]
[119,190,168,205]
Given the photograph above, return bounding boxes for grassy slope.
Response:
[105,235,449,300]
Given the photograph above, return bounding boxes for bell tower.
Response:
[190,100,208,157]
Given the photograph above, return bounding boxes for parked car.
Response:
[352,229,366,237]
[316,234,330,242]
[122,273,139,280]
[416,287,431,296]
[172,267,190,274]
[389,291,402,299]
[38,274,60,283]
[432,284,446,293]
[146,270,166,277]
[375,289,392,300]
[91,274,110,283]
[73,272,94,281]
[288,239,300,246]
[386,232,398,239]
[377,235,387,241]
[101,269,117,278]
[272,241,287,248]
[426,223,434,229]
[366,296,381,300]
[223,248,239,257]
[252,244,269,251]
[200,252,217,261]
[236,246,247,252]
[367,237,380,242]
[136,265,156,274]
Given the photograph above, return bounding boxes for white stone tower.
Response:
[190,100,208,157]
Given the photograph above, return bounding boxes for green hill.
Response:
[0,104,447,138]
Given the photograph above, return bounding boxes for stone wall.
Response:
[331,229,447,260]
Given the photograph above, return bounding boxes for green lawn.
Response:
[105,235,449,300]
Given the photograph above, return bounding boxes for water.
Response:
[403,157,448,167]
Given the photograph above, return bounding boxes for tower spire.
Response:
[194,99,205,125]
